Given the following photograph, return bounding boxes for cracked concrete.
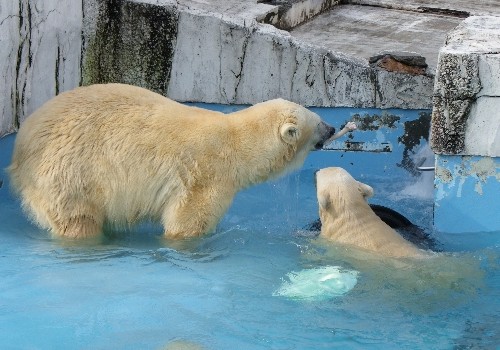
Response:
[0,0,82,137]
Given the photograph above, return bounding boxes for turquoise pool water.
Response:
[1,105,499,349]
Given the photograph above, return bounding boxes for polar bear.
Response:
[315,167,429,258]
[9,83,338,239]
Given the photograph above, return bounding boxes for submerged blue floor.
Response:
[1,107,500,349]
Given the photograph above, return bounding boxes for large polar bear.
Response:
[315,167,430,258]
[9,83,339,239]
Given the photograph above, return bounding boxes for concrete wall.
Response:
[0,0,434,137]
[431,16,500,233]
[82,0,178,95]
[0,0,83,137]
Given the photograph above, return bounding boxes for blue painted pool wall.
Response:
[434,154,500,233]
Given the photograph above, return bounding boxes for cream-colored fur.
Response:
[316,167,429,259]
[9,83,336,239]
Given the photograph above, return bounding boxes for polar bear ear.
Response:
[357,181,374,199]
[318,191,331,210]
[280,123,300,145]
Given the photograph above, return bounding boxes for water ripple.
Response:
[51,247,142,264]
[147,247,228,267]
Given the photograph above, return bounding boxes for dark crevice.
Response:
[343,1,470,18]
[418,6,469,18]
[233,34,249,97]
[79,0,85,86]
[55,44,60,95]
[14,0,24,129]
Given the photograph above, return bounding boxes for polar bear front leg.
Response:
[50,213,104,239]
[43,199,104,239]
[162,188,233,239]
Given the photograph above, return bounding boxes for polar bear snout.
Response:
[314,122,336,149]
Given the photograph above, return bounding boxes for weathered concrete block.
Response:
[431,16,500,157]
[376,70,434,109]
[0,0,82,137]
[0,1,19,137]
[168,9,385,108]
[321,52,375,107]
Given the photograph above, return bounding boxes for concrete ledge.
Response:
[258,0,341,30]
[166,9,381,107]
[431,16,500,157]
[161,4,434,108]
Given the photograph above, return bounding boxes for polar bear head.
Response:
[271,99,336,152]
[315,167,374,225]
[314,167,429,259]
[238,99,336,179]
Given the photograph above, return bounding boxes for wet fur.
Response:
[9,83,335,239]
[316,167,430,259]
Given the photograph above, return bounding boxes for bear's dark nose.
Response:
[326,125,336,139]
[314,123,336,150]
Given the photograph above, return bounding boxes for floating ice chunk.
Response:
[273,266,359,301]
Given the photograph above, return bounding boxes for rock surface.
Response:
[431,16,500,157]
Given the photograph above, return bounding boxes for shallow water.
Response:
[1,165,499,350]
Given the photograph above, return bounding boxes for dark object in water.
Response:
[369,204,412,228]
[304,204,440,251]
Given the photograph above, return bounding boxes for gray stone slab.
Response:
[289,4,463,71]
[0,0,82,137]
[348,0,500,17]
[177,0,278,20]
